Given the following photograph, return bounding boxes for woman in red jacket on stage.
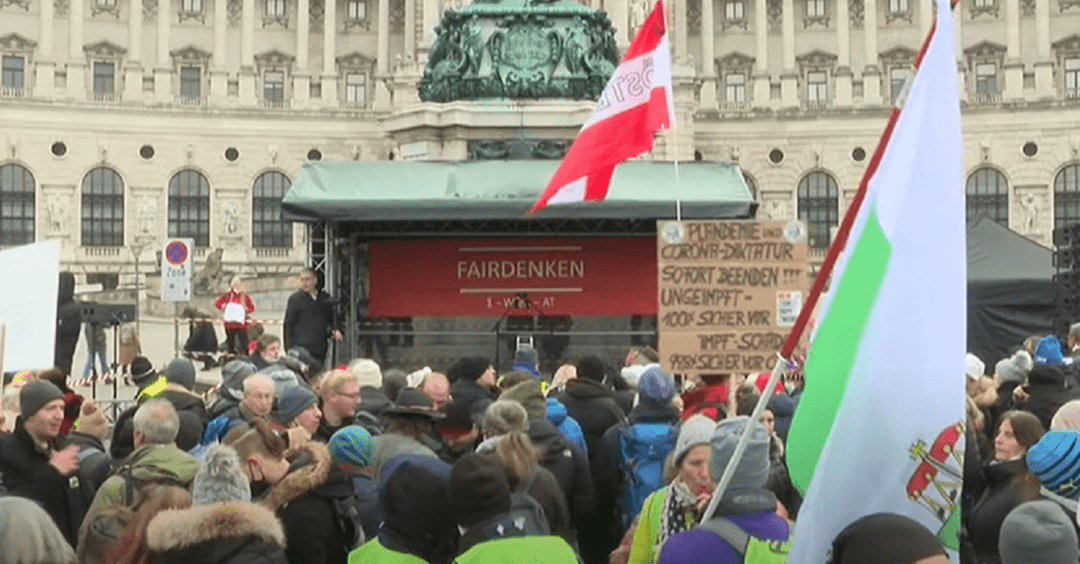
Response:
[215,275,256,357]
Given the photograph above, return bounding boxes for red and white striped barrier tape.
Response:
[202,382,221,401]
[172,318,282,325]
[71,372,127,387]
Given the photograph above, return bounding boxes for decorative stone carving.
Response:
[1020,190,1039,234]
[796,49,838,68]
[309,0,324,31]
[1052,34,1080,55]
[170,45,213,65]
[83,40,128,60]
[0,33,36,53]
[192,247,225,295]
[687,0,701,34]
[224,203,239,234]
[629,0,649,35]
[1061,0,1080,12]
[47,195,66,234]
[139,197,155,234]
[227,0,241,26]
[467,139,572,160]
[969,0,999,18]
[848,0,863,27]
[963,40,1007,59]
[1020,0,1034,16]
[144,0,157,21]
[763,198,787,220]
[255,49,296,67]
[390,0,405,32]
[91,0,122,18]
[54,0,69,16]
[879,45,916,66]
[0,0,30,11]
[767,0,782,29]
[419,5,619,102]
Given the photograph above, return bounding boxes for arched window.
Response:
[252,171,292,248]
[81,167,124,246]
[0,163,35,245]
[966,167,1009,224]
[1055,164,1080,231]
[168,169,210,247]
[797,171,839,249]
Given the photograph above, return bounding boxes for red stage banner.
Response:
[368,238,657,317]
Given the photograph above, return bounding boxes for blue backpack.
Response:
[618,421,679,527]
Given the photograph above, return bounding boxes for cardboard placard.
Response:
[657,220,809,376]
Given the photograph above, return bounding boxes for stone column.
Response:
[294,0,311,106]
[862,0,880,105]
[36,0,55,97]
[322,0,338,105]
[405,0,415,58]
[1033,0,1052,98]
[699,0,716,108]
[373,0,391,108]
[835,0,851,105]
[124,0,144,101]
[752,0,769,107]
[68,0,86,99]
[154,0,172,102]
[1003,0,1022,100]
[421,0,438,50]
[780,0,797,107]
[240,0,257,105]
[211,0,229,101]
[613,0,629,47]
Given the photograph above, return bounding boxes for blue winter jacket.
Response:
[546,397,589,457]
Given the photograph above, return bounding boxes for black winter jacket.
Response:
[527,417,595,522]
[1017,364,1080,429]
[964,458,1028,564]
[283,289,336,361]
[555,379,626,461]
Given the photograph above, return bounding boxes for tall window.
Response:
[2,55,24,91]
[345,73,366,105]
[726,73,746,104]
[798,171,839,250]
[182,0,202,12]
[252,171,292,247]
[888,0,909,14]
[347,0,366,19]
[93,62,115,95]
[1055,164,1080,231]
[965,167,1009,224]
[0,163,35,246]
[806,0,826,17]
[1066,57,1080,99]
[725,0,744,19]
[180,66,201,99]
[265,0,285,16]
[168,170,210,247]
[82,167,124,247]
[807,71,828,102]
[889,67,912,105]
[975,63,998,100]
[264,70,284,103]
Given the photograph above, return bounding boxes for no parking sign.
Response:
[161,238,193,301]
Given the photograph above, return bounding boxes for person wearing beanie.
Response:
[348,455,457,564]
[327,425,380,540]
[129,356,157,388]
[596,366,681,534]
[1051,400,1080,430]
[36,367,84,438]
[0,378,84,546]
[145,442,288,564]
[1025,430,1080,515]
[446,355,498,427]
[512,345,543,380]
[448,453,578,563]
[657,416,790,564]
[828,513,948,564]
[1014,344,1080,429]
[625,414,716,564]
[552,354,626,564]
[271,385,322,436]
[350,358,394,425]
[111,358,210,459]
[65,399,115,508]
[209,359,257,419]
[999,500,1079,564]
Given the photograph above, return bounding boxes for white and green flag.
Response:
[785,0,965,560]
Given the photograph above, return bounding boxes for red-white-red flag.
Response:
[528,0,674,215]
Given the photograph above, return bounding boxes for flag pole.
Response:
[699,0,958,523]
[664,0,682,222]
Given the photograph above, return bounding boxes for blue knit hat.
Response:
[1027,430,1080,499]
[1034,335,1066,365]
[271,385,318,425]
[328,425,375,468]
[637,365,675,404]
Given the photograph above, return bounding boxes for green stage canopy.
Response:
[282,160,755,221]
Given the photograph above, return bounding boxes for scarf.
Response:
[655,478,703,552]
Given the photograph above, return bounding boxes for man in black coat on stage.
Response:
[283,268,341,366]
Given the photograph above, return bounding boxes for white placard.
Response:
[0,241,60,372]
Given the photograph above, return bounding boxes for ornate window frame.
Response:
[252,170,292,248]
[1052,34,1080,99]
[0,33,35,97]
[797,170,840,250]
[337,51,374,108]
[884,0,913,23]
[84,41,126,102]
[168,169,211,247]
[178,0,206,23]
[344,0,371,29]
[170,46,211,105]
[255,49,294,107]
[721,0,748,30]
[81,167,125,247]
[803,0,829,27]
[880,46,915,105]
[716,52,755,110]
[797,50,837,109]
[964,41,1006,103]
[970,0,999,18]
[263,0,288,27]
[91,0,121,18]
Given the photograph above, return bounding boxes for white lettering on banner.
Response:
[456,260,586,280]
[584,48,666,129]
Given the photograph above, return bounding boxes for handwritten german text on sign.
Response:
[657,220,809,375]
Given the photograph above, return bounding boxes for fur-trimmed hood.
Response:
[147,501,286,552]
[259,440,332,512]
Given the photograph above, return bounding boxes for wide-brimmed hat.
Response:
[383,387,446,419]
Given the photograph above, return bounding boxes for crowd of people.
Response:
[12,319,1080,562]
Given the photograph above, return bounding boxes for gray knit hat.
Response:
[19,379,65,419]
[709,415,770,488]
[192,443,252,506]
[999,500,1079,564]
[673,414,717,466]
[221,359,257,400]
[164,358,197,390]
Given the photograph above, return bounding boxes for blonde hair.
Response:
[482,401,538,487]
[317,368,359,401]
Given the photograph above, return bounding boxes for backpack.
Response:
[458,470,551,553]
[328,490,366,553]
[77,452,187,564]
[618,421,679,527]
[695,517,792,564]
